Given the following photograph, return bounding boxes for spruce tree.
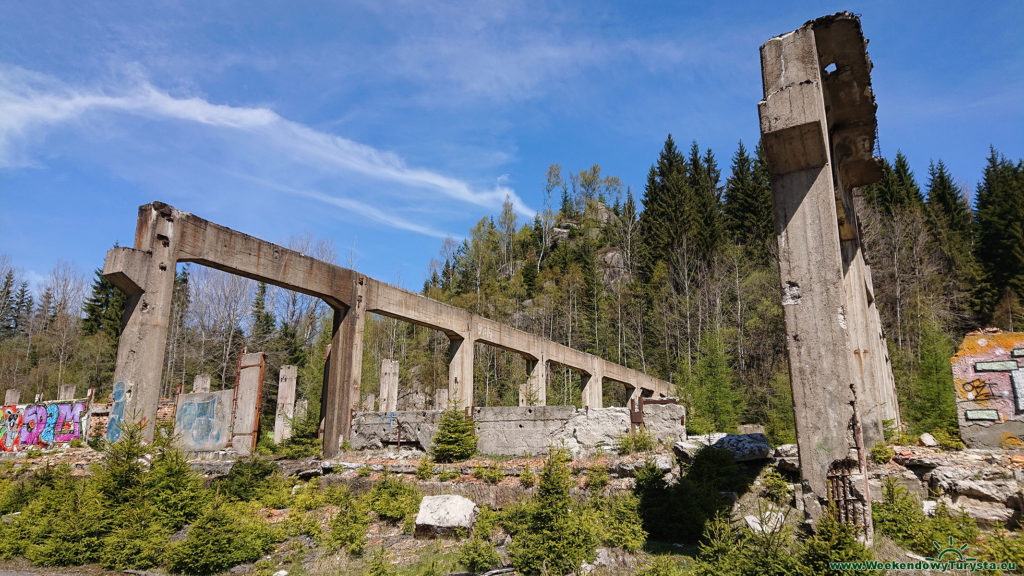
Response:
[905,318,958,436]
[682,329,742,434]
[81,267,127,339]
[430,407,477,462]
[724,140,774,260]
[974,147,1024,327]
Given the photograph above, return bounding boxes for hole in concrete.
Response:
[824,62,837,74]
[519,424,523,428]
[528,408,533,414]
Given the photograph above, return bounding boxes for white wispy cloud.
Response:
[0,64,534,232]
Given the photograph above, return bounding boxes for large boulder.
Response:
[414,495,479,538]
[711,433,772,462]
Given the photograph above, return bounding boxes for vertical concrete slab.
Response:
[435,388,450,409]
[294,398,308,424]
[57,385,76,401]
[102,203,181,442]
[231,352,265,456]
[380,359,399,412]
[273,365,297,444]
[192,374,211,393]
[322,276,366,458]
[521,356,547,406]
[582,361,603,409]
[362,393,376,411]
[4,390,19,405]
[175,389,234,451]
[447,336,474,410]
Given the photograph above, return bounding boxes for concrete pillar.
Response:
[231,352,264,456]
[3,390,19,405]
[447,336,474,410]
[295,398,308,423]
[362,393,376,411]
[521,355,547,406]
[102,203,181,443]
[192,374,211,393]
[435,388,450,409]
[380,359,399,412]
[273,365,297,444]
[322,276,367,458]
[582,361,603,409]
[57,385,76,401]
[862,262,900,427]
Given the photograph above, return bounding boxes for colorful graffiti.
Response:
[174,390,233,451]
[0,400,88,451]
[106,381,127,443]
[952,329,1024,447]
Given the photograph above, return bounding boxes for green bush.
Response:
[473,462,503,484]
[873,477,978,555]
[931,429,965,451]
[100,503,169,570]
[870,441,894,464]
[636,556,689,576]
[21,471,109,566]
[459,536,500,573]
[367,546,399,576]
[325,486,370,555]
[358,464,373,477]
[585,465,610,492]
[760,466,793,505]
[616,429,657,454]
[800,506,879,575]
[508,448,598,575]
[520,462,536,487]
[416,459,435,480]
[592,494,647,552]
[217,458,280,502]
[368,474,422,526]
[431,407,477,462]
[147,447,209,530]
[165,501,276,576]
[976,529,1024,570]
[437,467,459,481]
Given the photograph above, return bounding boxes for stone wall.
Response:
[350,404,686,456]
[951,329,1024,448]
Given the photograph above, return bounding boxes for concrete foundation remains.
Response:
[192,374,211,393]
[350,404,686,456]
[952,330,1024,448]
[102,202,674,456]
[758,12,901,539]
[274,365,298,444]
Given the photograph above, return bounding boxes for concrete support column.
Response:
[232,352,265,457]
[103,203,181,443]
[57,385,76,401]
[447,336,474,409]
[435,388,450,409]
[192,374,211,393]
[521,355,547,406]
[3,390,18,405]
[582,361,603,409]
[862,263,900,427]
[380,359,399,412]
[841,241,885,448]
[322,275,367,458]
[273,365,297,444]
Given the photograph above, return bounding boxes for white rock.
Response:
[712,433,772,462]
[414,495,479,538]
[919,433,938,447]
[272,571,288,576]
[744,509,785,534]
[922,500,937,517]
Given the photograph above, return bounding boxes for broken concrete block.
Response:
[414,494,478,538]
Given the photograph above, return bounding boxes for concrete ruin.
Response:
[103,202,674,457]
[759,12,901,538]
[274,365,298,444]
[952,330,1024,448]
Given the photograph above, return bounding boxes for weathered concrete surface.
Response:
[352,405,685,456]
[231,352,264,456]
[759,12,899,538]
[3,390,19,405]
[104,202,674,457]
[274,365,297,444]
[414,494,479,538]
[380,359,399,413]
[57,385,76,401]
[951,330,1024,448]
[174,389,234,452]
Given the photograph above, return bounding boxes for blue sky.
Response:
[1,1,1022,293]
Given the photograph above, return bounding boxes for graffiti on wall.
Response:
[174,389,233,452]
[952,329,1024,447]
[0,400,88,451]
[106,381,127,443]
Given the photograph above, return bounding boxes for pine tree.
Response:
[687,141,724,262]
[81,267,127,339]
[905,318,958,436]
[682,329,742,434]
[724,140,774,260]
[0,270,15,338]
[974,147,1024,328]
[430,407,477,462]
[925,159,982,327]
[637,134,692,283]
[249,282,276,348]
